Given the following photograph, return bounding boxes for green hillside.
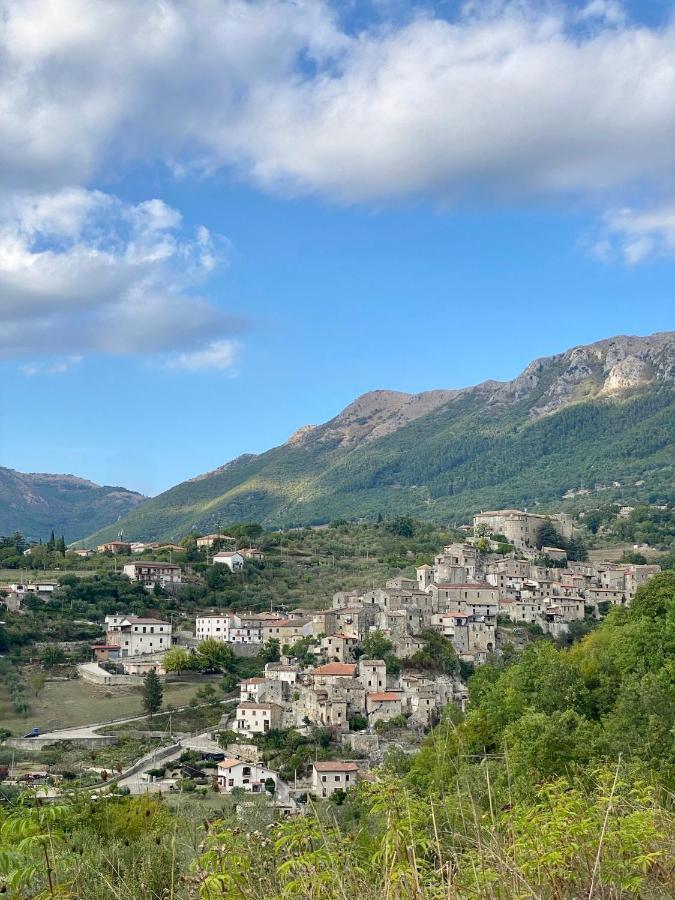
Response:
[0,468,145,542]
[83,386,675,544]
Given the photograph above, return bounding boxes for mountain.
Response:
[0,468,146,542]
[83,332,675,543]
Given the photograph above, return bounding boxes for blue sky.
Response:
[0,0,673,495]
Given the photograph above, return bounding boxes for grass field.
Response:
[0,567,97,587]
[0,675,222,735]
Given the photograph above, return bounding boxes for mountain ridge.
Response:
[0,466,146,542]
[70,332,675,543]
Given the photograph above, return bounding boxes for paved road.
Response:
[33,698,237,742]
[117,731,223,794]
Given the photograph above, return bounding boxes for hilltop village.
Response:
[2,507,662,807]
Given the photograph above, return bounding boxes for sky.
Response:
[0,0,673,496]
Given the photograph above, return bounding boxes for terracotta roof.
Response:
[311,663,357,677]
[217,758,244,770]
[313,761,359,773]
[213,551,243,558]
[367,692,400,702]
[241,677,267,685]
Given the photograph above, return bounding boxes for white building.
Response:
[234,701,283,736]
[217,758,277,793]
[195,612,266,644]
[312,761,359,798]
[8,582,56,596]
[105,616,172,657]
[195,613,237,641]
[212,551,245,572]
[122,562,182,587]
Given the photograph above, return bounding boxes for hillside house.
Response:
[105,616,172,656]
[234,701,283,736]
[123,561,182,587]
[366,691,403,725]
[320,632,359,662]
[212,551,244,571]
[97,541,131,554]
[312,761,359,798]
[217,759,276,793]
[196,533,235,549]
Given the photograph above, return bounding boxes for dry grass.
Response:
[0,676,218,734]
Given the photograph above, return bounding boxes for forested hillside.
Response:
[0,467,144,542]
[84,384,674,543]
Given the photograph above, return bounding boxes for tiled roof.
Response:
[313,761,359,772]
[367,692,400,702]
[311,663,357,676]
[217,758,244,770]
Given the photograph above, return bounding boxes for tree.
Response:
[566,537,588,561]
[142,670,163,717]
[629,571,675,621]
[535,520,565,550]
[386,516,415,538]
[361,631,401,675]
[205,565,231,591]
[361,632,394,660]
[30,673,46,698]
[409,631,459,676]
[41,645,66,668]
[258,639,280,664]
[163,647,197,674]
[196,638,234,673]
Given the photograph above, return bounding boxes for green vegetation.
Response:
[0,676,220,735]
[141,670,163,716]
[83,386,675,541]
[0,467,143,543]
[0,520,457,663]
[2,573,673,898]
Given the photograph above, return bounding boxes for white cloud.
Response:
[1,0,675,211]
[0,187,240,368]
[168,339,242,372]
[19,355,82,376]
[590,202,675,263]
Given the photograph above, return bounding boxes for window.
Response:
[335,775,341,782]
[322,775,327,782]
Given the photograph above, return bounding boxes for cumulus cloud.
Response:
[0,187,240,369]
[590,203,675,264]
[2,0,675,211]
[168,339,242,372]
